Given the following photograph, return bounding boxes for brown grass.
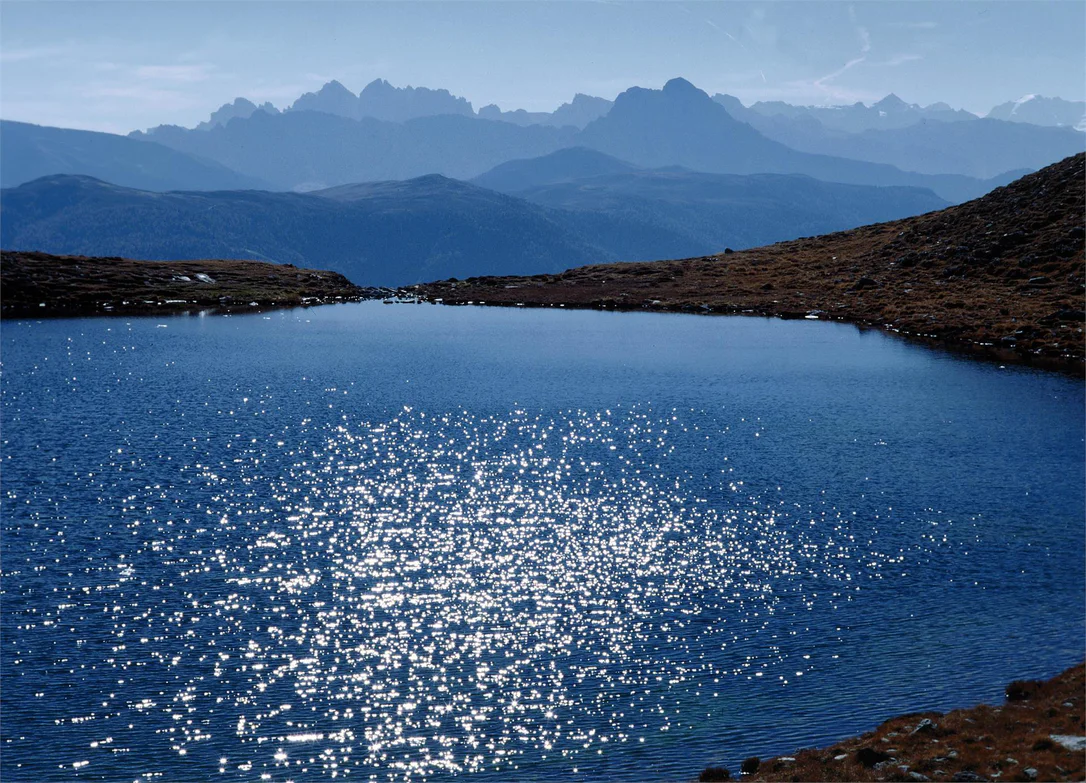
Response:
[0,250,371,318]
[732,663,1085,783]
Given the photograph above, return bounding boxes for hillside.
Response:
[0,120,267,191]
[410,154,1086,369]
[0,250,368,318]
[0,172,950,287]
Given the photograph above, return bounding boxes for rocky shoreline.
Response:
[0,250,389,319]
[408,154,1086,374]
[696,663,1085,783]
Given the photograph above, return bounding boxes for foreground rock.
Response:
[713,663,1084,783]
[411,154,1085,372]
[0,251,380,318]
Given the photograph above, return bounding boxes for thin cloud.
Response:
[134,64,215,83]
[0,44,72,63]
[868,54,923,68]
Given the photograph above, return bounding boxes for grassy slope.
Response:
[0,251,371,318]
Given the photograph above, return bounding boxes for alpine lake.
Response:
[2,301,1083,782]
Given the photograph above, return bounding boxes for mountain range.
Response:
[0,164,947,287]
[120,78,1029,201]
[175,78,1085,135]
[712,95,1085,179]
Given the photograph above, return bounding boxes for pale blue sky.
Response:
[1,1,1083,134]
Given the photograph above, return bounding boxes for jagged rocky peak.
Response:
[289,80,361,119]
[197,97,279,130]
[358,78,474,122]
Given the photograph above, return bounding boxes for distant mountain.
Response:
[738,93,978,133]
[284,78,476,122]
[986,95,1086,130]
[474,154,947,260]
[289,79,362,118]
[576,78,1010,202]
[131,111,575,190]
[0,120,268,191]
[197,98,279,130]
[478,94,613,129]
[1,167,948,286]
[357,79,475,122]
[471,147,639,192]
[0,174,606,286]
[712,99,1083,179]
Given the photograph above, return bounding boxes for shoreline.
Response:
[0,250,387,320]
[409,154,1085,377]
[399,294,1085,376]
[702,663,1085,783]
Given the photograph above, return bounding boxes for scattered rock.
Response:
[1022,768,1037,781]
[910,772,932,782]
[740,757,760,774]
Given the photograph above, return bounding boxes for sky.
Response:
[1,1,1084,135]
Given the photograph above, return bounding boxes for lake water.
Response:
[2,302,1083,782]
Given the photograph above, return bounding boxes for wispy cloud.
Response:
[811,5,872,95]
[134,64,216,83]
[0,44,72,63]
[868,54,922,68]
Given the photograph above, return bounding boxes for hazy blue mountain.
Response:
[0,174,612,285]
[358,79,475,121]
[551,95,614,128]
[574,78,1016,202]
[479,94,613,128]
[130,110,575,190]
[712,97,1083,179]
[742,93,978,132]
[986,95,1086,130]
[471,147,640,192]
[473,156,947,259]
[2,166,949,286]
[288,79,361,119]
[197,98,279,130]
[477,105,552,126]
[0,120,268,191]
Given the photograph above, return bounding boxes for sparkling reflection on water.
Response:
[2,303,1083,782]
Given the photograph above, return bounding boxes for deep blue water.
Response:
[1,302,1083,783]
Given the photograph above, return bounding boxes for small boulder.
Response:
[1023,768,1038,781]
[699,766,731,782]
[856,747,891,768]
[951,772,987,782]
[1050,735,1086,751]
[911,718,938,735]
[910,773,931,782]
